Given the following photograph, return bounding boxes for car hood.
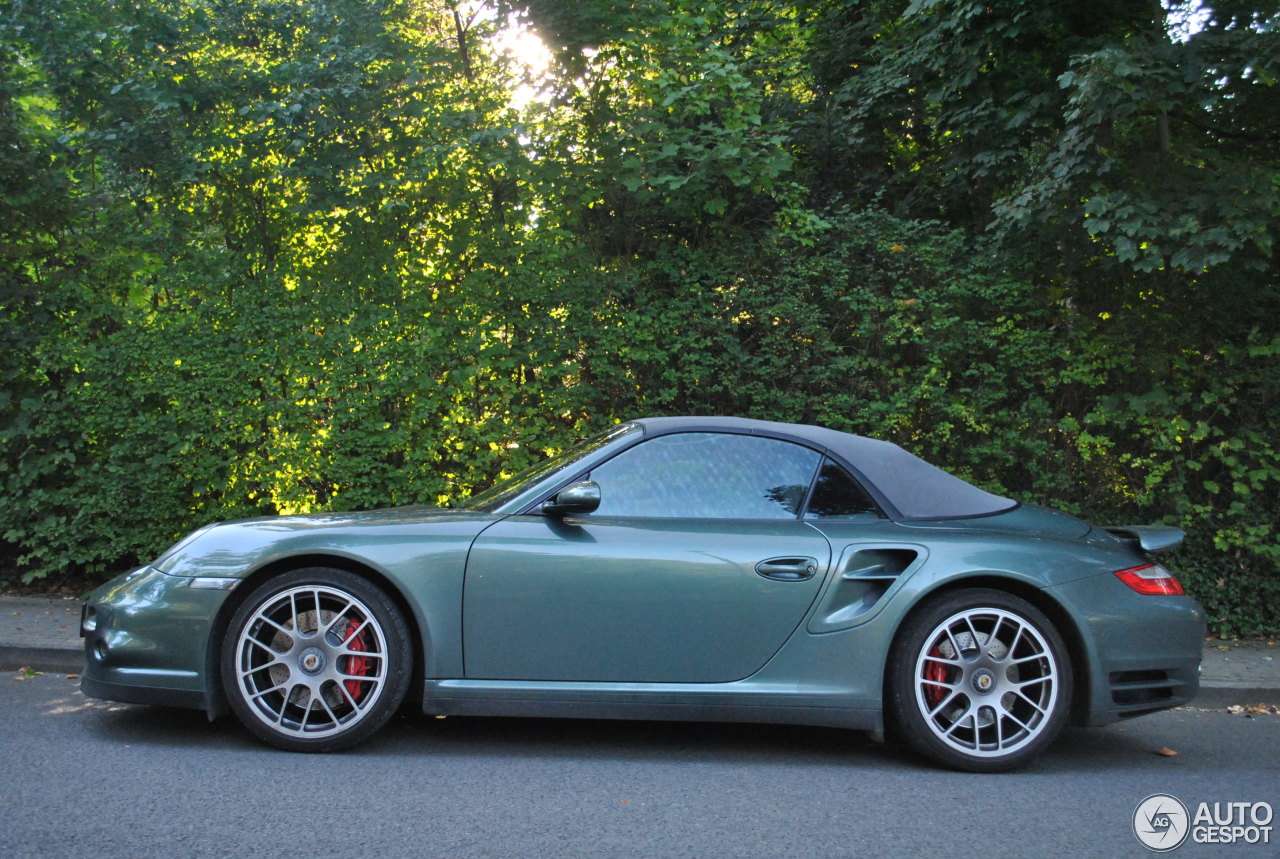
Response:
[152,506,498,577]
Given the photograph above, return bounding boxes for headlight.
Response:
[188,577,240,591]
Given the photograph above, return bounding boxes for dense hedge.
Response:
[4,206,1277,632]
[2,0,1277,634]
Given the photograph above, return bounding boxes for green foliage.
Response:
[523,0,818,253]
[1,0,1277,633]
[1070,330,1280,635]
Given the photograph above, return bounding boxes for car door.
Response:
[462,432,833,682]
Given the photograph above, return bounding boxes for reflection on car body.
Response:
[82,416,1205,771]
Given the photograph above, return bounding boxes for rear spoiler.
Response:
[1102,525,1184,555]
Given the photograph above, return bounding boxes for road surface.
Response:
[2,671,1277,857]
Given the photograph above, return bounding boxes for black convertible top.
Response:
[635,416,1017,521]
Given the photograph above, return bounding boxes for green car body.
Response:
[81,417,1205,770]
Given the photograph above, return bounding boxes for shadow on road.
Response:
[76,684,1212,776]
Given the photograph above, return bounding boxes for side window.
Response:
[588,433,821,519]
[804,458,883,519]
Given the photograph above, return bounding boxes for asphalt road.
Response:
[2,672,1278,858]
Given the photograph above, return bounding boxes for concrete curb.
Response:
[1192,685,1280,708]
[1,646,84,675]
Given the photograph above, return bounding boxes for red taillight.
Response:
[1115,563,1185,595]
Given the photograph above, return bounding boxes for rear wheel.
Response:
[221,568,411,752]
[887,589,1072,772]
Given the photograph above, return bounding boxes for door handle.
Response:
[755,557,819,581]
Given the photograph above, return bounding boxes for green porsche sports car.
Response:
[81,416,1205,771]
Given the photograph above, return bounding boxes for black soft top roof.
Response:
[635,416,1016,521]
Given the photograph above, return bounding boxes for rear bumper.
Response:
[1104,662,1200,719]
[1045,572,1206,726]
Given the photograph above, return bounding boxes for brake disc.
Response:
[935,631,1013,728]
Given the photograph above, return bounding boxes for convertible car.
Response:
[81,416,1205,771]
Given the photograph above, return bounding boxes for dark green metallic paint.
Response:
[82,416,1206,766]
[1100,525,1186,555]
[463,516,831,681]
[82,566,228,704]
[150,507,498,678]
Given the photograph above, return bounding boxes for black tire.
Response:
[886,588,1072,772]
[221,567,412,752]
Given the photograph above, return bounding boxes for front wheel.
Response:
[887,589,1072,772]
[222,568,412,752]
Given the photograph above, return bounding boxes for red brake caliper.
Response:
[343,618,371,702]
[924,645,948,707]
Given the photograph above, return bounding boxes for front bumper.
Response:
[80,565,235,711]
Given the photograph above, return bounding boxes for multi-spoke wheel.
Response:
[887,589,1072,772]
[222,568,411,752]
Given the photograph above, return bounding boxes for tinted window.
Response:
[804,458,883,519]
[588,433,821,519]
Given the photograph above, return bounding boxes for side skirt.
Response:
[422,679,882,732]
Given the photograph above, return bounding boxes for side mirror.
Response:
[543,481,601,516]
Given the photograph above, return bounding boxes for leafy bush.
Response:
[2,0,1276,635]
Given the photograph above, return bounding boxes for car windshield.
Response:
[461,422,642,513]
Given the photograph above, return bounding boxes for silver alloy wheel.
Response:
[912,606,1059,758]
[233,585,389,739]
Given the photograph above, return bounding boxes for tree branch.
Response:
[453,5,473,82]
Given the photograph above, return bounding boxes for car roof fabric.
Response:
[635,416,1017,520]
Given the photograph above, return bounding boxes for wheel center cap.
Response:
[972,669,995,693]
[299,647,327,675]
